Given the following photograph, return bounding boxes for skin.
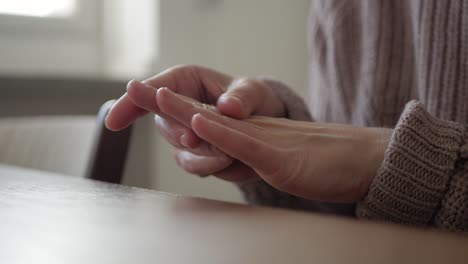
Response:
[106,65,286,182]
[106,65,392,203]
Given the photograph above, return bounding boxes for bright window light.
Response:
[0,0,76,18]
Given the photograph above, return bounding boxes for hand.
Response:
[105,65,286,182]
[156,87,393,202]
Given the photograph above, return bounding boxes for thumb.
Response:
[216,78,284,119]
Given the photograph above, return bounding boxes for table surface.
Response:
[1,164,468,264]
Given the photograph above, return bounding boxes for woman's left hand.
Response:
[158,87,393,203]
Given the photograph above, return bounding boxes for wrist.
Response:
[357,127,393,200]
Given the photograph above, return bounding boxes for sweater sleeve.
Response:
[237,78,355,216]
[356,101,468,232]
[259,78,312,121]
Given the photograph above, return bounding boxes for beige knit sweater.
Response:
[240,0,468,233]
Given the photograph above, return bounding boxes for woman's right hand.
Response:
[105,65,287,182]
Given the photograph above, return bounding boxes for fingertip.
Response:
[155,87,170,112]
[104,115,115,131]
[126,79,151,98]
[125,79,138,96]
[104,113,130,131]
[191,113,224,144]
[104,119,127,132]
[156,86,171,98]
[104,100,124,131]
[125,79,166,115]
[180,130,201,149]
[217,95,249,119]
[191,112,203,125]
[104,101,116,130]
[156,87,180,115]
[102,94,148,131]
[191,113,207,135]
[126,79,136,90]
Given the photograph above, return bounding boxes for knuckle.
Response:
[167,64,198,73]
[233,77,251,86]
[233,77,259,88]
[251,79,269,93]
[142,64,202,87]
[232,77,268,95]
[199,102,219,113]
[160,64,200,85]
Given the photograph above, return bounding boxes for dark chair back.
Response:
[85,100,133,183]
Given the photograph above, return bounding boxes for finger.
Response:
[123,78,204,148]
[191,113,280,178]
[106,68,188,130]
[178,141,230,157]
[156,87,219,128]
[105,93,148,131]
[155,115,200,149]
[174,149,232,176]
[127,80,188,125]
[144,65,231,102]
[157,87,258,137]
[213,161,258,182]
[127,80,160,113]
[107,65,229,131]
[156,113,234,157]
[217,78,284,119]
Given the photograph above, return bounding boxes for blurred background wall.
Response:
[0,0,310,203]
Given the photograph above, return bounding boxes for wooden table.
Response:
[1,164,467,264]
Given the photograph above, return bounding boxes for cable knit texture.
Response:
[356,101,468,232]
[238,0,468,232]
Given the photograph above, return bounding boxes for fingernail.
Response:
[221,95,244,108]
[126,79,135,91]
[157,87,171,97]
[193,113,204,122]
[180,133,190,148]
[154,114,164,127]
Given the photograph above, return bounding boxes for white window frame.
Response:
[0,0,157,79]
[0,0,102,77]
[0,0,98,37]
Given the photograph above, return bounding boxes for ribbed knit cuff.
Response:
[433,128,468,232]
[356,101,466,226]
[257,77,313,122]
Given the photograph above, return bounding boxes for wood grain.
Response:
[1,164,467,264]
